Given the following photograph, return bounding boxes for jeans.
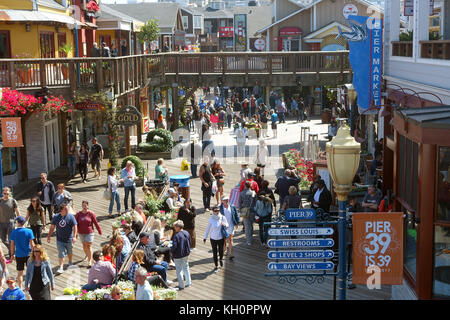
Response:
[67,155,76,176]
[258,215,271,244]
[42,204,53,223]
[109,190,121,214]
[149,261,169,281]
[0,221,13,254]
[278,112,286,123]
[174,256,192,288]
[227,115,232,128]
[191,164,198,178]
[31,225,43,245]
[242,217,254,245]
[210,238,224,267]
[124,185,136,211]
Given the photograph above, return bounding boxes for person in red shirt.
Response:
[75,201,102,267]
[239,172,259,194]
[378,190,394,212]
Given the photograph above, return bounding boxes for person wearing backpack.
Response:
[255,195,273,247]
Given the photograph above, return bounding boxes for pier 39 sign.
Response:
[116,105,142,126]
[352,212,403,285]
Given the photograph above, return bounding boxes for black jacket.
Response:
[314,187,332,212]
[37,181,55,204]
[177,205,197,229]
[136,241,157,271]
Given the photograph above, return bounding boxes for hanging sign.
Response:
[285,208,316,220]
[343,4,358,19]
[116,105,142,126]
[1,117,23,147]
[254,38,265,51]
[234,14,247,52]
[352,212,403,285]
[74,101,101,111]
[268,227,334,236]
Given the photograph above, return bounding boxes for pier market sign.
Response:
[116,105,142,126]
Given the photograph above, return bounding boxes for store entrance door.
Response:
[44,119,60,173]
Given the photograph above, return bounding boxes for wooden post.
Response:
[172,85,179,131]
[8,61,16,90]
[69,60,76,97]
[125,126,131,156]
[39,61,47,88]
[96,58,103,91]
[125,57,129,92]
[136,88,142,145]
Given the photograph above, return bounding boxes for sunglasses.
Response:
[33,251,41,253]
[31,200,37,203]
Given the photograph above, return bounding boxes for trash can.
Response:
[146,179,166,196]
[170,174,191,199]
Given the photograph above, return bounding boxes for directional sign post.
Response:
[268,250,334,260]
[268,227,334,236]
[268,262,334,271]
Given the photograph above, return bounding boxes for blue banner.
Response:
[338,16,383,113]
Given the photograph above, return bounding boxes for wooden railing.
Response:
[392,41,413,57]
[420,40,450,60]
[0,51,350,95]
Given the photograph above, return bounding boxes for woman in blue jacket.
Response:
[219,196,239,260]
[24,245,54,300]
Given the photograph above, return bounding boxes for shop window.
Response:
[57,33,67,57]
[40,32,55,58]
[433,147,450,298]
[0,30,11,58]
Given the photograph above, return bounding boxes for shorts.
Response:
[271,123,277,130]
[79,233,94,243]
[257,164,266,168]
[261,123,268,129]
[57,240,73,258]
[91,158,101,171]
[16,256,29,271]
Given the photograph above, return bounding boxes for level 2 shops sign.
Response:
[116,105,142,126]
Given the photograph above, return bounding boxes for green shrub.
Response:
[138,141,168,152]
[121,155,147,178]
[144,128,174,152]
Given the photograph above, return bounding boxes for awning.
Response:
[84,22,98,29]
[0,9,87,28]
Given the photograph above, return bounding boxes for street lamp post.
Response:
[326,124,361,300]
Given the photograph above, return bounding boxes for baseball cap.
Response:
[6,277,16,284]
[221,196,229,201]
[15,216,26,225]
[139,232,150,239]
[168,188,176,193]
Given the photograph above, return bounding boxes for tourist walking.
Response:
[75,201,102,267]
[212,159,226,206]
[37,173,55,223]
[0,187,20,257]
[107,167,122,216]
[255,195,273,246]
[254,139,269,176]
[210,111,219,134]
[121,161,138,211]
[275,169,300,207]
[67,141,77,178]
[24,245,54,300]
[185,138,202,178]
[157,111,165,129]
[78,143,89,183]
[239,181,257,246]
[226,104,233,128]
[203,205,229,272]
[270,110,278,138]
[153,105,160,129]
[1,277,25,300]
[258,180,276,211]
[25,197,46,245]
[177,198,197,249]
[88,137,104,179]
[47,202,78,274]
[10,216,34,289]
[218,107,226,134]
[311,180,332,212]
[53,183,72,214]
[171,220,192,290]
[199,158,214,212]
[220,196,239,260]
[236,124,247,158]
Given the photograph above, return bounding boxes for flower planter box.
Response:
[135,151,172,160]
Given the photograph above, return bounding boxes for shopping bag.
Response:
[211,180,218,195]
[181,159,190,171]
[229,186,240,207]
[103,188,112,200]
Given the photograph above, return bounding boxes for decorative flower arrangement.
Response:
[285,149,314,189]
[117,212,133,226]
[73,281,136,300]
[152,209,178,228]
[151,286,178,300]
[0,88,73,116]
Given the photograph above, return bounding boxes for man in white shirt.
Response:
[135,267,154,300]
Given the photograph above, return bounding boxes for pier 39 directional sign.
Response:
[268,262,334,271]
[268,250,334,260]
[267,238,334,248]
[285,208,316,220]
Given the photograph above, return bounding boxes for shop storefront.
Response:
[69,101,108,148]
[383,97,450,299]
[278,27,302,52]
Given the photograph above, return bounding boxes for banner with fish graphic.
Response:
[337,15,383,113]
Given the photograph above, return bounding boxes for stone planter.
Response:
[135,151,172,160]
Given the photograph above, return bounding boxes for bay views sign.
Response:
[116,105,142,126]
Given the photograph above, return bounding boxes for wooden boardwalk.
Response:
[2,156,391,300]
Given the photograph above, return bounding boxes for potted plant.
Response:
[59,43,73,80]
[14,53,34,84]
[137,128,174,160]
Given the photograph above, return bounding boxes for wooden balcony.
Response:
[0,51,351,97]
[420,40,450,60]
[392,41,413,58]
